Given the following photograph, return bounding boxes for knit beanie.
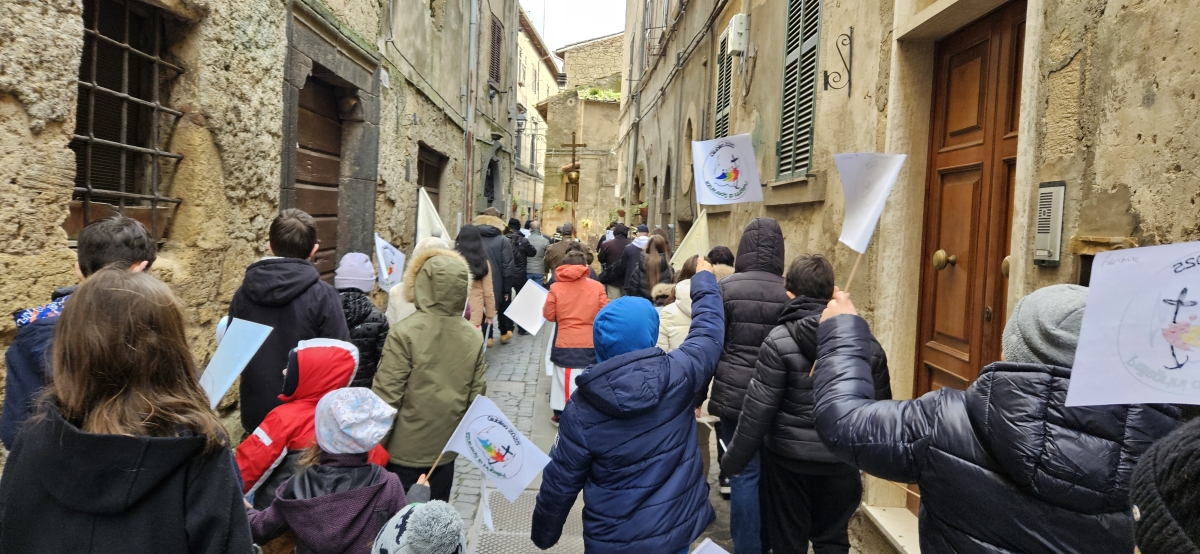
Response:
[593,296,659,362]
[335,252,376,293]
[314,388,397,455]
[508,217,522,232]
[1001,283,1087,368]
[1131,417,1200,554]
[373,500,466,554]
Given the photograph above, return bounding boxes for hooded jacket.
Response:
[657,280,693,352]
[508,231,537,279]
[526,230,552,277]
[473,216,517,299]
[597,224,631,285]
[621,235,650,285]
[237,339,390,499]
[467,261,496,327]
[1,285,75,449]
[705,218,789,419]
[339,289,389,388]
[0,406,254,553]
[625,252,675,300]
[373,248,488,468]
[813,315,1181,554]
[722,296,890,476]
[532,271,724,553]
[544,264,608,367]
[248,452,407,554]
[230,257,351,432]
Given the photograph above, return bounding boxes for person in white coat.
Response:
[656,279,693,352]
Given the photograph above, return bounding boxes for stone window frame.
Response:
[281,0,382,258]
[777,0,823,180]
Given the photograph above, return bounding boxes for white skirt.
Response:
[551,364,581,412]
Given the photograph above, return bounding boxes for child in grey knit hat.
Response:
[372,496,466,554]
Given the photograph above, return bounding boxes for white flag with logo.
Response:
[833,153,906,253]
[442,395,550,502]
[374,234,406,290]
[691,134,763,205]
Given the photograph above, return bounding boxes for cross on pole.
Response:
[561,132,587,165]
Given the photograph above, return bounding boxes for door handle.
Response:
[932,249,957,270]
[1001,255,1011,278]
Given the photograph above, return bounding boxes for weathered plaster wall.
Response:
[559,33,625,90]
[542,92,623,245]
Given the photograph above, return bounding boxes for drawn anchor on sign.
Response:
[1161,287,1200,369]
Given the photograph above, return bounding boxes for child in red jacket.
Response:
[237,338,389,508]
[543,251,608,422]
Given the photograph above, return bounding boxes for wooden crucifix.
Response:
[560,132,587,204]
[561,132,587,167]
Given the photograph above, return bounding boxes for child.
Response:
[814,285,1180,553]
[543,250,608,424]
[229,208,350,434]
[0,269,252,553]
[247,388,406,554]
[721,255,891,554]
[533,259,724,553]
[237,339,390,509]
[386,237,449,324]
[373,498,466,554]
[373,246,487,502]
[335,253,390,388]
[455,225,498,341]
[625,234,675,300]
[1,214,157,449]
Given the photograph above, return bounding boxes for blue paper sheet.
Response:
[199,318,273,409]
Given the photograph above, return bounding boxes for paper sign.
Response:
[417,187,451,244]
[692,538,731,554]
[215,315,230,345]
[442,395,551,502]
[198,318,273,409]
[504,281,549,336]
[692,134,764,205]
[374,234,406,290]
[671,209,710,271]
[1067,241,1200,406]
[833,153,907,253]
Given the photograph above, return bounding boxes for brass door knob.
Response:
[932,249,957,270]
[1001,255,1011,278]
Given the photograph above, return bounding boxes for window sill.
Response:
[861,504,921,554]
[763,170,826,206]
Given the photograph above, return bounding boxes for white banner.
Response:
[199,318,272,409]
[417,187,451,244]
[1067,241,1200,406]
[504,281,549,336]
[671,209,709,271]
[833,153,906,253]
[374,234,406,290]
[692,134,763,205]
[442,395,550,502]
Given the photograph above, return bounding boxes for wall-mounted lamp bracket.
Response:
[823,27,852,97]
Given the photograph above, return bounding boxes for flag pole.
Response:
[810,251,864,377]
[426,451,447,480]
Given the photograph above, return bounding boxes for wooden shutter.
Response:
[777,0,821,179]
[490,16,503,84]
[714,33,733,138]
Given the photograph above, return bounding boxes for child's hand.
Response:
[417,473,429,486]
[820,287,858,322]
[696,258,714,274]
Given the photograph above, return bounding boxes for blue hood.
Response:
[575,349,667,419]
[592,296,658,362]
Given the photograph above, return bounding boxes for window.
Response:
[713,32,733,138]
[777,0,821,179]
[533,64,540,94]
[417,144,447,209]
[519,50,527,86]
[489,16,503,84]
[529,122,538,167]
[70,0,184,239]
[515,128,523,163]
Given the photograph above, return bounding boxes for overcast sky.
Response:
[522,0,626,55]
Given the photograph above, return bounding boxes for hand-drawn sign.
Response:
[700,141,751,201]
[1118,250,1200,393]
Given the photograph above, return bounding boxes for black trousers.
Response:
[497,293,514,334]
[760,451,863,554]
[386,461,454,502]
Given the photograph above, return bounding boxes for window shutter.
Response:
[490,17,503,84]
[714,33,733,138]
[777,0,821,179]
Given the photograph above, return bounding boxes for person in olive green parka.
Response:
[372,247,487,502]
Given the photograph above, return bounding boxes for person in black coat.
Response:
[506,218,537,334]
[813,284,1180,554]
[624,234,675,300]
[334,253,389,388]
[621,224,650,286]
[703,217,790,553]
[722,255,890,554]
[229,209,351,433]
[597,223,631,298]
[473,215,518,342]
[0,269,253,554]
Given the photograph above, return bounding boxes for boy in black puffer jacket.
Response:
[722,255,890,554]
[334,253,389,388]
[813,284,1180,554]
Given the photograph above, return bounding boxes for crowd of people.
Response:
[0,209,1197,554]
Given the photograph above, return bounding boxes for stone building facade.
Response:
[511,11,560,221]
[0,0,532,437]
[556,32,625,91]
[618,0,1200,547]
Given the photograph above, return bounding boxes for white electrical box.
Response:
[1033,181,1066,266]
[728,14,749,56]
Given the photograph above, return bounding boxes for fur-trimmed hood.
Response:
[712,264,735,283]
[472,215,508,233]
[402,247,471,316]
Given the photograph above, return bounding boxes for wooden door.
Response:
[916,1,1025,395]
[294,77,343,281]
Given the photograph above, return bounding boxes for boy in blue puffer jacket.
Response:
[532,259,724,554]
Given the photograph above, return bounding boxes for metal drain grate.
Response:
[475,534,586,553]
[473,490,586,554]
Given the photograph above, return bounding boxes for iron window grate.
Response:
[70,0,184,239]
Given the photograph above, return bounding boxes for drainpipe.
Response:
[626,0,650,226]
[464,0,480,215]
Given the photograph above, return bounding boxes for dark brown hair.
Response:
[270,208,318,259]
[785,254,835,299]
[650,228,671,255]
[644,235,672,291]
[563,251,588,266]
[48,268,227,451]
[77,215,157,276]
[676,255,699,283]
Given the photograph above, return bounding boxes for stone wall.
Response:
[559,33,625,90]
[541,90,624,246]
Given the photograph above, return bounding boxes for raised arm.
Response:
[532,410,593,549]
[667,268,725,397]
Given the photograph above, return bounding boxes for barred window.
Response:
[69,0,184,240]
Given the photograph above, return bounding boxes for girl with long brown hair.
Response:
[624,234,676,300]
[0,268,254,553]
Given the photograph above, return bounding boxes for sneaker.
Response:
[487,338,494,348]
[719,476,731,497]
[501,331,513,344]
[550,415,561,426]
